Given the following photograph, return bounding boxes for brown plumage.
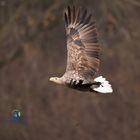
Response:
[65,6,100,79]
[49,6,113,93]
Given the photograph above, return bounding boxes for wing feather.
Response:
[64,6,101,79]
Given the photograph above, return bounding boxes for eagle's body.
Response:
[49,6,113,93]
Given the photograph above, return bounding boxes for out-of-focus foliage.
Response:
[0,0,140,140]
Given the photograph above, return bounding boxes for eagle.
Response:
[49,6,113,93]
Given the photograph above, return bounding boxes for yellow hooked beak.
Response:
[49,77,63,84]
[49,77,53,81]
[49,77,54,81]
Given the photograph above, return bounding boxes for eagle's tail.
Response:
[91,76,113,93]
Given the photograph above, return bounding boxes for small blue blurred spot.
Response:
[10,110,22,123]
[12,110,21,119]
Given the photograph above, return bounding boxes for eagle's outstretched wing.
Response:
[64,6,101,79]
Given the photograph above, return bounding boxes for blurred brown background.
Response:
[0,0,140,140]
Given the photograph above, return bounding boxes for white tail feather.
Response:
[93,76,113,93]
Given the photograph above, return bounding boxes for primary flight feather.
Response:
[49,6,113,93]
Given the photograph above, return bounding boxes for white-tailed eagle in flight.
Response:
[49,6,113,93]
